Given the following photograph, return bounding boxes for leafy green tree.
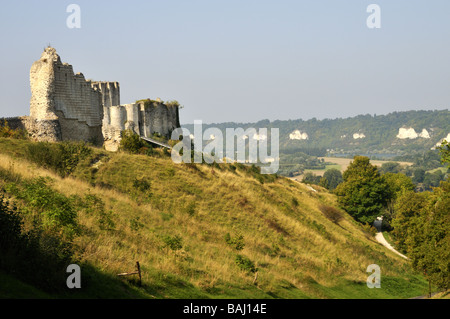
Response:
[391,191,429,253]
[412,168,425,184]
[335,156,390,224]
[318,176,329,189]
[323,168,343,190]
[423,170,445,189]
[394,183,450,290]
[379,162,402,174]
[383,173,416,199]
[390,147,450,290]
[382,172,416,230]
[301,172,321,185]
[438,140,450,167]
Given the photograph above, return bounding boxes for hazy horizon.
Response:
[1,1,450,124]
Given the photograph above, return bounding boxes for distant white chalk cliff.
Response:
[289,130,308,140]
[396,127,430,139]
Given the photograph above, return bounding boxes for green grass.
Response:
[427,167,448,174]
[0,270,52,299]
[325,164,342,171]
[382,231,395,247]
[0,137,430,299]
[306,274,428,299]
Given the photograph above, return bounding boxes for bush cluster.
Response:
[162,235,183,251]
[235,255,257,273]
[119,130,147,154]
[0,193,74,293]
[26,141,92,177]
[5,177,79,239]
[225,233,245,251]
[0,121,28,140]
[319,204,343,224]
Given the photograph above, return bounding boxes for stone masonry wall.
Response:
[29,47,103,144]
[137,101,180,139]
[0,116,62,142]
[91,82,120,108]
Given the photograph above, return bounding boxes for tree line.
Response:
[331,141,449,291]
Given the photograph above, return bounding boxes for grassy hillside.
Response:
[0,137,429,299]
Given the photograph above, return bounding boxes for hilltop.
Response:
[0,137,429,299]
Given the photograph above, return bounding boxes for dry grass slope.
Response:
[0,138,428,298]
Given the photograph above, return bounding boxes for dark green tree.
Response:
[335,156,390,224]
[438,140,450,166]
[412,168,425,184]
[382,172,416,230]
[423,170,445,189]
[323,168,343,190]
[391,191,428,253]
[379,162,402,174]
[318,176,329,189]
[390,145,450,290]
[301,172,321,185]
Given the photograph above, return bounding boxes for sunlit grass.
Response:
[0,138,428,298]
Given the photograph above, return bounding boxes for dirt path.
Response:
[373,219,408,260]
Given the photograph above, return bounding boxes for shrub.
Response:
[185,202,196,216]
[119,130,147,154]
[133,177,151,192]
[5,177,78,239]
[235,254,257,273]
[26,141,92,177]
[76,193,104,215]
[74,193,115,231]
[129,217,144,232]
[131,177,152,202]
[225,233,245,251]
[0,121,28,140]
[361,223,377,237]
[98,209,116,231]
[319,204,343,224]
[162,235,183,251]
[0,194,23,252]
[0,193,74,293]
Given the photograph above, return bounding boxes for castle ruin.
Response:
[2,47,180,151]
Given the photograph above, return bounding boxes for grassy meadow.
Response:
[0,137,429,299]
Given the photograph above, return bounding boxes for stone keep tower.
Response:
[30,47,104,144]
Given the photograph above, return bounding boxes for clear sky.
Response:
[1,0,449,124]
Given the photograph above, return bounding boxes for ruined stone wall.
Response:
[137,101,180,138]
[0,116,61,142]
[91,82,120,108]
[91,81,120,135]
[29,47,103,144]
[124,103,140,135]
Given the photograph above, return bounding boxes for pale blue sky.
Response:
[0,0,449,124]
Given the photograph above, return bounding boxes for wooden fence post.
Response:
[117,261,142,287]
[136,261,142,287]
